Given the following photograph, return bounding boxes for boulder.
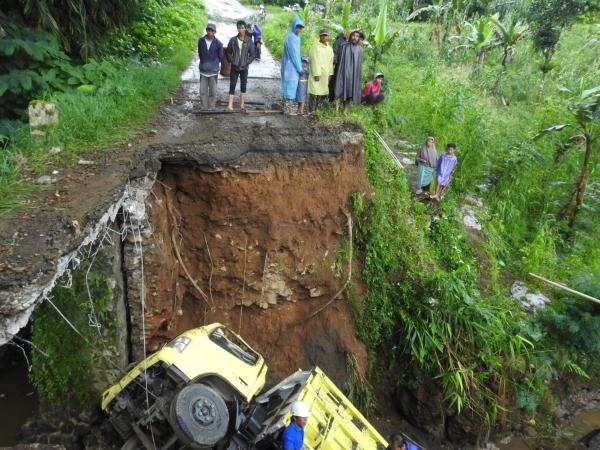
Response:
[28,101,58,138]
[394,378,446,439]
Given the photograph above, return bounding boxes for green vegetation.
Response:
[0,0,207,210]
[30,250,115,409]
[264,0,600,435]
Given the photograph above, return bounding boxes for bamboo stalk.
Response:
[373,131,404,169]
[528,272,600,305]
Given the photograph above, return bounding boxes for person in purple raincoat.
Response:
[431,143,457,202]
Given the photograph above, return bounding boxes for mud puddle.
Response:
[0,358,38,445]
[495,409,600,449]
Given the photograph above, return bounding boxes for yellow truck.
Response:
[102,323,400,450]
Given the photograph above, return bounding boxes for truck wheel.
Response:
[170,384,229,448]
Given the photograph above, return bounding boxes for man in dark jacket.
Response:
[225,20,255,111]
[334,29,363,117]
[198,23,224,110]
[328,31,347,101]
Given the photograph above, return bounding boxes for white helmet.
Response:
[291,400,310,418]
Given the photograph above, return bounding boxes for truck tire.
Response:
[170,384,229,448]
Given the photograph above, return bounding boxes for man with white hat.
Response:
[281,400,310,450]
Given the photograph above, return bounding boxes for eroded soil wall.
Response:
[130,145,369,384]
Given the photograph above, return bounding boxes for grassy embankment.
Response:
[264,6,600,437]
[0,0,207,211]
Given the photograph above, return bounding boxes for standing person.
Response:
[387,433,419,450]
[197,23,224,110]
[281,16,305,114]
[296,56,309,114]
[282,401,310,450]
[252,23,262,60]
[226,20,255,111]
[329,31,347,101]
[362,73,385,106]
[415,136,438,194]
[431,143,458,201]
[334,29,363,117]
[307,29,334,113]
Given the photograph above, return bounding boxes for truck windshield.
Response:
[210,327,259,365]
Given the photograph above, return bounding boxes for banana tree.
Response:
[449,18,495,68]
[528,0,588,103]
[369,0,399,69]
[488,13,528,94]
[535,85,600,228]
[407,1,452,51]
[341,0,351,30]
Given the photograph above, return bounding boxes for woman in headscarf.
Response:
[415,136,438,194]
[281,16,304,114]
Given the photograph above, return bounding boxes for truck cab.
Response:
[102,323,267,449]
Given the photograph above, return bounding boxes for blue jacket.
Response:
[281,422,304,450]
[281,16,304,99]
[198,35,224,75]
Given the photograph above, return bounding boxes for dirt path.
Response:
[0,0,296,345]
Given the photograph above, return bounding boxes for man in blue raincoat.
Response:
[281,16,304,114]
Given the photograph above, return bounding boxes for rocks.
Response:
[261,268,293,307]
[28,101,58,138]
[510,281,551,310]
[48,147,62,155]
[460,205,482,231]
[36,175,57,185]
[308,287,322,298]
[392,140,419,152]
[445,410,482,444]
[395,378,446,439]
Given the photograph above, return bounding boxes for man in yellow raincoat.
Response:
[307,29,334,113]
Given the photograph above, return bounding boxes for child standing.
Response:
[431,143,458,202]
[296,55,310,114]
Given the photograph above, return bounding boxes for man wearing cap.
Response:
[362,73,385,106]
[282,401,310,450]
[307,29,334,113]
[281,15,305,114]
[198,23,224,110]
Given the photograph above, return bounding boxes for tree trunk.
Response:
[567,134,593,228]
[536,52,553,104]
[536,71,548,104]
[560,133,593,227]
[476,51,485,68]
[434,22,441,51]
[493,48,508,95]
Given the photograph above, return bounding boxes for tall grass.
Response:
[264,6,600,426]
[0,0,207,211]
